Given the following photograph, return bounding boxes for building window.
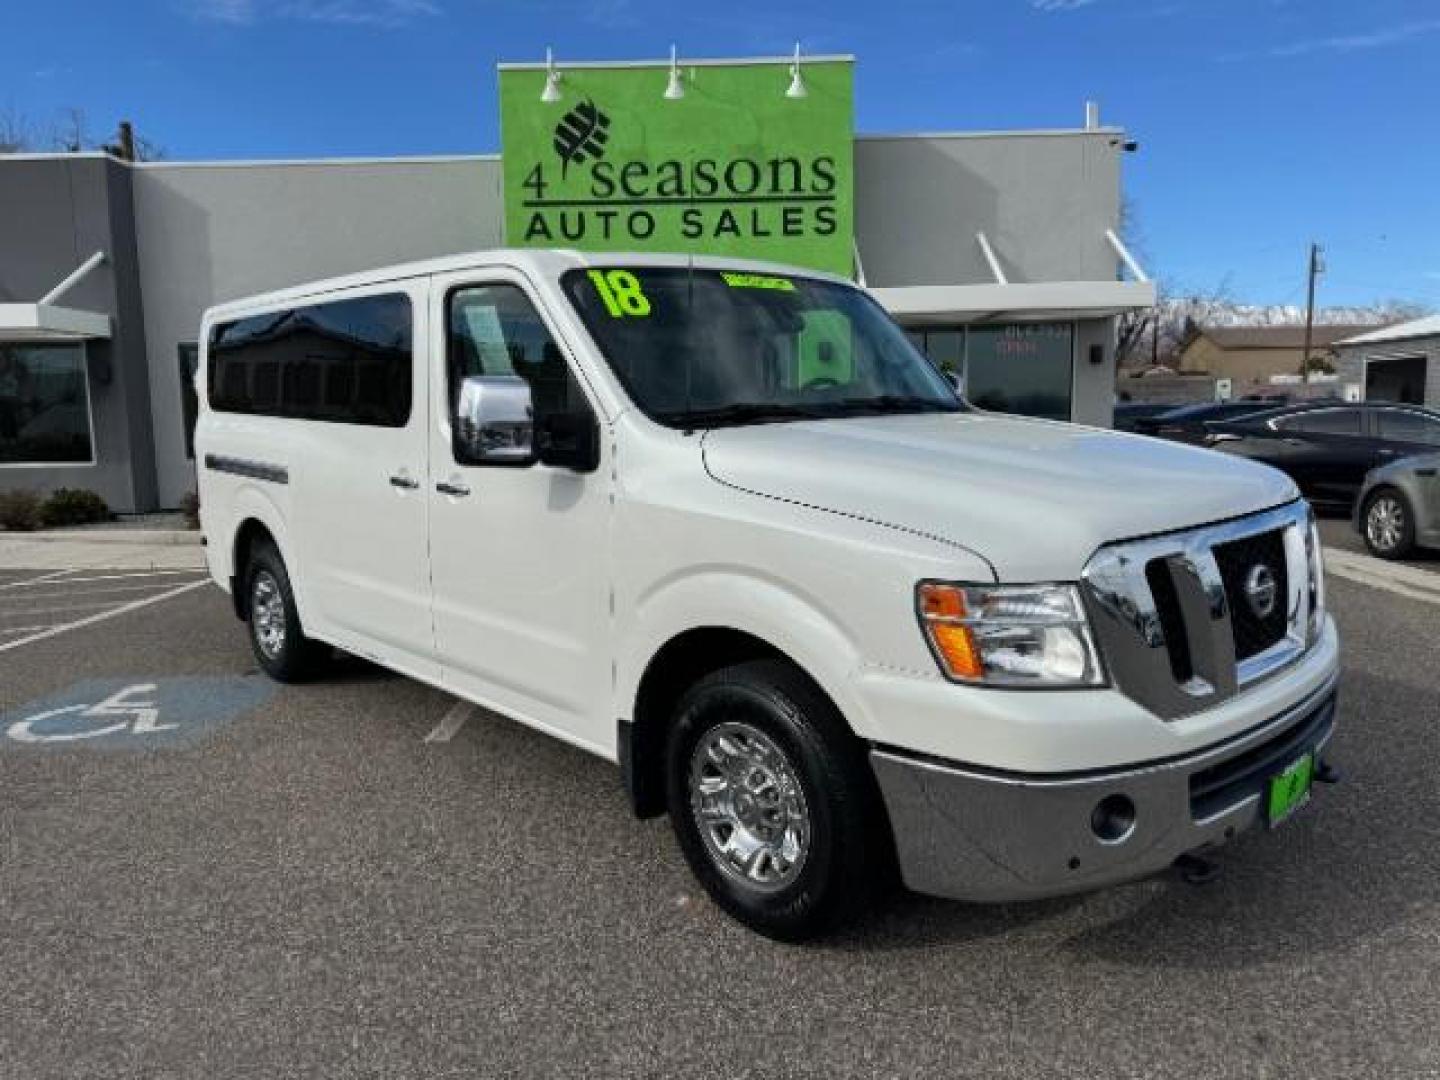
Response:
[920,329,964,376]
[908,323,1075,421]
[178,344,199,459]
[966,324,1074,421]
[0,343,95,465]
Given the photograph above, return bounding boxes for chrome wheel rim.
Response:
[689,721,811,891]
[1366,496,1405,552]
[251,571,287,659]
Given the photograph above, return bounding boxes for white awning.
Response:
[0,302,112,342]
[869,280,1156,325]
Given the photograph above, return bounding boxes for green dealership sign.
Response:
[498,57,855,276]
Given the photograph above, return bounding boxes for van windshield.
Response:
[561,267,962,429]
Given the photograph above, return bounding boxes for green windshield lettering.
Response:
[721,272,796,292]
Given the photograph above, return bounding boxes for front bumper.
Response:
[870,676,1338,902]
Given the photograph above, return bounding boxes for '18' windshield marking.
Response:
[587,269,652,318]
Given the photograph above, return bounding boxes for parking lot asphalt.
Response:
[0,567,210,649]
[1,572,1438,1078]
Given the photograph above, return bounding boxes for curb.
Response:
[11,529,203,547]
[1322,546,1440,606]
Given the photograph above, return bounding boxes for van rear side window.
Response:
[208,293,413,427]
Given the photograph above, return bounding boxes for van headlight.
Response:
[916,582,1106,687]
[1306,512,1326,643]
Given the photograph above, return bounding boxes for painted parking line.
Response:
[0,568,206,589]
[424,700,474,743]
[0,569,77,592]
[0,579,212,654]
[0,596,198,621]
[0,580,210,604]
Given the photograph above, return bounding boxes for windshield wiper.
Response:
[833,394,960,415]
[660,402,835,430]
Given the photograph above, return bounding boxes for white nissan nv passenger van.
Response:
[196,250,1340,940]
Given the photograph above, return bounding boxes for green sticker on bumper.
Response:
[1267,751,1314,826]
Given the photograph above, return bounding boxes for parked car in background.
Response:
[1112,401,1174,433]
[1353,452,1440,559]
[1131,399,1293,444]
[1207,402,1440,512]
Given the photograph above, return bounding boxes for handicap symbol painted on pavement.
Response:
[1,677,277,750]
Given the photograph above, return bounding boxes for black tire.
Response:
[244,539,326,682]
[665,659,893,941]
[1361,487,1416,560]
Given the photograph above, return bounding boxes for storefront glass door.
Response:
[907,323,1075,421]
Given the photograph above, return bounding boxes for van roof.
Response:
[203,248,854,321]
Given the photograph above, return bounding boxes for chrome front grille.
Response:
[1212,528,1290,661]
[1082,502,1319,719]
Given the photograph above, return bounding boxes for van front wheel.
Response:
[245,540,325,682]
[665,659,890,941]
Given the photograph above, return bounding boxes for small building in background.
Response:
[1334,317,1440,407]
[1175,324,1384,397]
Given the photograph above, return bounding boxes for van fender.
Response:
[617,568,877,741]
[227,486,313,627]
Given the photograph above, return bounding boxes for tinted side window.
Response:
[1376,409,1440,446]
[448,284,587,424]
[208,293,412,427]
[1282,409,1362,435]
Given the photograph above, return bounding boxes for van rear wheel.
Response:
[245,540,325,682]
[665,659,892,941]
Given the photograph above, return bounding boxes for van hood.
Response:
[701,411,1299,581]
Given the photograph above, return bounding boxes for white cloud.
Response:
[1031,0,1102,11]
[191,0,257,22]
[188,0,440,27]
[1237,18,1440,59]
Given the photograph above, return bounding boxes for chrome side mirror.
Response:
[455,375,534,465]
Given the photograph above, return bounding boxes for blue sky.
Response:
[7,0,1438,309]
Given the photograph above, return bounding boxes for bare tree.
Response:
[1118,279,1242,371]
[1116,289,1158,369]
[10,108,167,160]
[1115,194,1161,368]
[0,106,36,153]
[51,106,90,153]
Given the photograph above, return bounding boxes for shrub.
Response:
[180,489,201,531]
[0,489,45,532]
[40,488,111,528]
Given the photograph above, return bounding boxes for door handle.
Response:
[388,473,420,490]
[435,480,471,497]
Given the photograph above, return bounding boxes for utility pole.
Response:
[117,121,135,162]
[1300,242,1324,382]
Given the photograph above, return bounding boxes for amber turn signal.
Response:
[917,583,985,680]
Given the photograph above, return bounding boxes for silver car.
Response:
[1354,452,1440,559]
